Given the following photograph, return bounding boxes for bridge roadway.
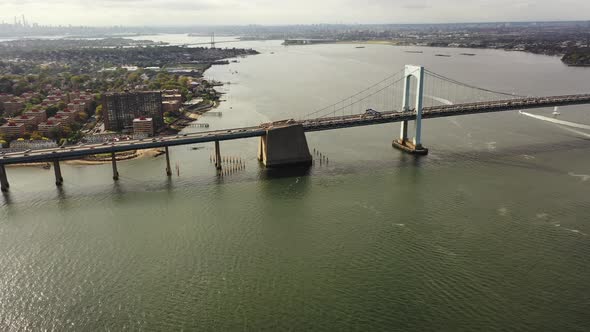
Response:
[1,94,590,166]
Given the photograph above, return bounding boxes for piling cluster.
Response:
[313,148,329,166]
[210,155,246,177]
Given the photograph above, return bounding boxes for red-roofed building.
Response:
[162,100,181,113]
[67,100,87,113]
[2,99,25,116]
[56,110,76,123]
[38,120,63,136]
[49,114,72,125]
[0,93,13,103]
[133,117,154,137]
[23,109,48,124]
[0,122,25,137]
[10,115,38,130]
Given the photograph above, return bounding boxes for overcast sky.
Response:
[1,0,589,26]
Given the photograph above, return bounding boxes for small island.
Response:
[562,48,590,66]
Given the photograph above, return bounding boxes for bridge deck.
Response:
[1,94,589,165]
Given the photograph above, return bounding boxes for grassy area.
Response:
[165,116,178,125]
[168,63,211,71]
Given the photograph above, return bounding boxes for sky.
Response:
[1,0,589,26]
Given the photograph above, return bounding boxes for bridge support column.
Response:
[0,165,9,192]
[165,147,172,176]
[399,120,409,144]
[111,153,119,181]
[393,65,428,155]
[53,160,63,186]
[258,124,312,167]
[214,141,222,170]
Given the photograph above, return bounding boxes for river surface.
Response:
[1,35,590,330]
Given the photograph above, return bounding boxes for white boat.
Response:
[552,107,561,117]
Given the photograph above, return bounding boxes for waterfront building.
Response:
[48,115,71,126]
[2,99,25,116]
[0,93,13,103]
[0,122,25,138]
[102,91,163,132]
[132,117,154,137]
[67,100,87,113]
[10,115,38,130]
[162,101,181,113]
[40,100,57,108]
[56,110,76,123]
[19,92,38,101]
[47,92,68,103]
[23,109,47,124]
[162,93,183,104]
[38,120,63,136]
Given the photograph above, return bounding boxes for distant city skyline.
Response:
[1,0,590,26]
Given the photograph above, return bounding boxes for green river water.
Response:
[1,37,589,331]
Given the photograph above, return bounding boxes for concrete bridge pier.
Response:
[0,165,9,192]
[165,147,172,176]
[258,124,312,167]
[214,141,222,170]
[53,160,63,186]
[111,153,119,181]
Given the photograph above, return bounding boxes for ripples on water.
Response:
[1,38,590,330]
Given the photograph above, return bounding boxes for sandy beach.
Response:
[6,148,164,168]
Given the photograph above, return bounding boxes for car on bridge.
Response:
[364,109,382,117]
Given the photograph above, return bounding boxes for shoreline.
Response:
[307,40,585,65]
[6,64,228,170]
[6,148,164,168]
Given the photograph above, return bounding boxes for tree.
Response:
[48,127,63,141]
[57,101,67,111]
[95,104,103,119]
[30,131,43,141]
[127,72,140,83]
[77,111,89,122]
[70,75,83,89]
[46,105,59,117]
[178,76,189,87]
[0,77,13,93]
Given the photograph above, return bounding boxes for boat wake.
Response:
[519,111,590,131]
[425,95,454,106]
[568,172,590,182]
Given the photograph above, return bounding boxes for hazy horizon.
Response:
[1,0,590,27]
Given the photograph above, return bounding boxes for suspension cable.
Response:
[303,68,406,119]
[424,70,527,98]
[314,75,408,119]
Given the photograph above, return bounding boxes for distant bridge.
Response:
[1,65,589,191]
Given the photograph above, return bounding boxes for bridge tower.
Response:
[393,65,428,155]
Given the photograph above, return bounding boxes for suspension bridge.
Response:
[1,65,589,191]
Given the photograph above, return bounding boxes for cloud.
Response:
[1,0,589,25]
